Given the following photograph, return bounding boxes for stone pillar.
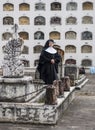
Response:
[61,76,70,91]
[53,80,59,97]
[68,74,75,86]
[45,85,57,105]
[58,80,64,97]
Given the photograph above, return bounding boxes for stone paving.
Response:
[0,74,95,130]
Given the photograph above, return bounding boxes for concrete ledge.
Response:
[0,76,32,83]
[0,87,75,124]
[57,87,75,121]
[75,75,89,89]
[0,75,88,124]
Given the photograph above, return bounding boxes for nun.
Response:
[37,39,61,84]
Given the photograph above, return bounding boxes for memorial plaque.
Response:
[64,64,79,80]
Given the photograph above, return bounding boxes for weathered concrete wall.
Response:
[0,87,75,124]
[0,103,57,124]
[0,77,44,102]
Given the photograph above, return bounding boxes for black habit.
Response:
[37,42,61,84]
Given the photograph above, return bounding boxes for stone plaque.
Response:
[64,64,79,79]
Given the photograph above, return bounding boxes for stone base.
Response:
[0,77,44,102]
[0,87,75,124]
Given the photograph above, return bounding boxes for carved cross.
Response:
[12,24,18,38]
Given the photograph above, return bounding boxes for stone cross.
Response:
[12,24,18,39]
[2,37,24,78]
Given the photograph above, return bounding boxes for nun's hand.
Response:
[51,59,55,64]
